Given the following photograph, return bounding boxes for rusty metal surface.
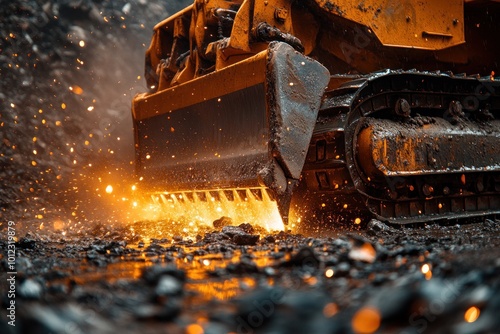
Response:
[295,70,500,224]
[135,83,269,192]
[133,51,268,121]
[311,0,464,50]
[134,42,328,224]
[357,118,500,178]
[263,42,330,222]
[133,0,500,225]
[265,42,330,181]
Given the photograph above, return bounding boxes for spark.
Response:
[421,263,432,280]
[352,307,381,334]
[325,268,334,278]
[69,85,83,95]
[464,306,480,323]
[79,40,85,47]
[323,303,338,318]
[185,324,204,334]
[106,185,113,194]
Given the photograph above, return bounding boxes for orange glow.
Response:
[421,263,432,280]
[185,324,204,334]
[188,277,256,301]
[305,276,318,285]
[53,220,65,230]
[352,307,381,334]
[464,306,480,323]
[149,188,285,231]
[105,185,113,194]
[323,302,338,318]
[349,242,376,263]
[70,85,84,95]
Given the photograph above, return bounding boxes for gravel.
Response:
[1,1,500,334]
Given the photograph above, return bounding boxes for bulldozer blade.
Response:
[132,42,330,226]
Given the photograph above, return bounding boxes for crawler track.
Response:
[299,71,500,223]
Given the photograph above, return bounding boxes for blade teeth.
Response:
[170,193,179,204]
[262,189,271,202]
[155,187,275,206]
[245,189,253,201]
[151,195,159,204]
[160,194,168,204]
[219,190,229,202]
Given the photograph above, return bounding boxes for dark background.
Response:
[0,0,191,223]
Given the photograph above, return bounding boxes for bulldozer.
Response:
[132,0,500,229]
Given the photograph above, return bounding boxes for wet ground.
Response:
[2,1,500,333]
[1,218,500,333]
